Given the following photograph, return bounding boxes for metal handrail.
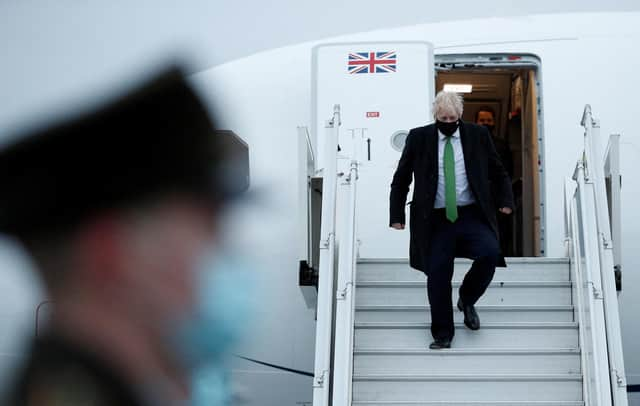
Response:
[298,125,317,272]
[564,105,628,405]
[312,105,341,406]
[564,176,593,404]
[603,134,622,289]
[572,160,612,405]
[584,109,628,405]
[298,125,316,170]
[332,157,359,405]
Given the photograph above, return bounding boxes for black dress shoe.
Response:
[429,339,451,349]
[457,297,480,330]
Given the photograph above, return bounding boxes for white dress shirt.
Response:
[433,128,475,208]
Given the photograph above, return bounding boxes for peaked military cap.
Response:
[0,66,247,240]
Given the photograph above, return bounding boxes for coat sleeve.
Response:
[485,128,515,210]
[389,129,415,226]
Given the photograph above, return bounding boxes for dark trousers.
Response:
[426,203,500,341]
[497,210,513,256]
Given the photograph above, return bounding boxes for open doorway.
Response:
[434,54,544,257]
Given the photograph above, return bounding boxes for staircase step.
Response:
[354,322,579,349]
[357,258,570,283]
[353,348,581,375]
[348,258,582,404]
[355,281,572,306]
[355,305,574,323]
[352,374,583,402]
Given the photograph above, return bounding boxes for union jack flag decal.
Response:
[348,51,397,74]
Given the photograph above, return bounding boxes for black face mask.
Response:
[436,120,459,137]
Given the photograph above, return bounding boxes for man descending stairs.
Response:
[351,257,583,405]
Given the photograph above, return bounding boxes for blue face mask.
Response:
[191,363,233,406]
[169,248,256,371]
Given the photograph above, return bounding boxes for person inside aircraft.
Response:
[389,91,514,349]
[1,67,254,406]
[474,106,513,179]
[475,106,514,256]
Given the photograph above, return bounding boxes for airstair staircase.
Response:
[351,257,582,405]
[310,105,627,406]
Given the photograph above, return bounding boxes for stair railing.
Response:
[566,162,612,405]
[564,105,628,406]
[312,105,341,406]
[311,104,361,406]
[603,133,622,292]
[332,152,360,404]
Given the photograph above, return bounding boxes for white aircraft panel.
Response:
[313,41,434,260]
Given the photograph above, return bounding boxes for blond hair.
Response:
[433,91,464,119]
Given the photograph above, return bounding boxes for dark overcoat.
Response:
[388,120,515,275]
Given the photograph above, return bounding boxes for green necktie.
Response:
[444,136,458,222]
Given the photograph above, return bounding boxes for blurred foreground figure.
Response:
[0,67,252,405]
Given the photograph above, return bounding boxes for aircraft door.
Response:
[312,42,435,260]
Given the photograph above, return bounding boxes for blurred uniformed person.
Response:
[0,67,252,405]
